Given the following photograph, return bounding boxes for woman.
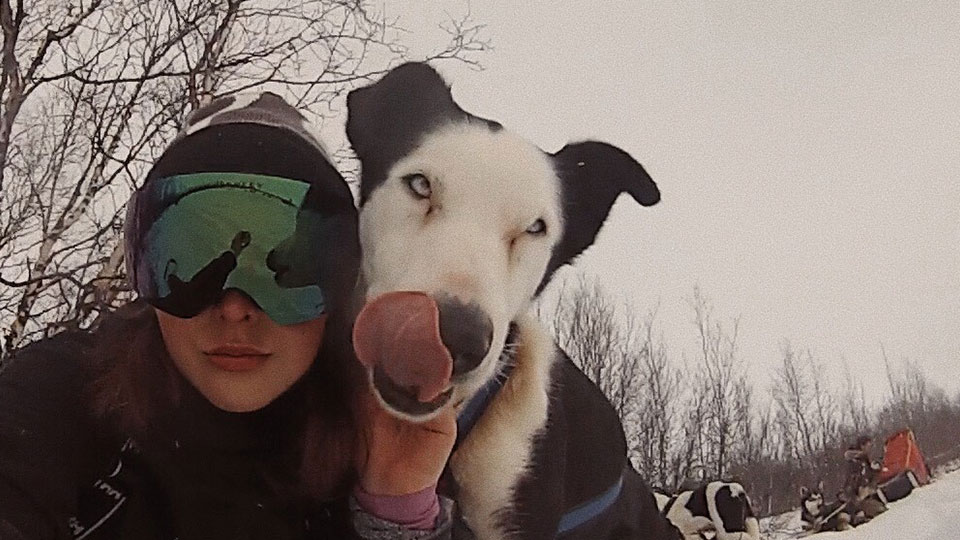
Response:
[0,93,455,539]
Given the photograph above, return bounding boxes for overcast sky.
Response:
[368,1,960,404]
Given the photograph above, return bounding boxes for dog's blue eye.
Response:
[404,173,432,199]
[526,219,546,235]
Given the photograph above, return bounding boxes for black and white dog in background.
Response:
[655,481,760,540]
[345,62,679,539]
[799,482,853,532]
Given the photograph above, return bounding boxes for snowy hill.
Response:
[761,468,960,539]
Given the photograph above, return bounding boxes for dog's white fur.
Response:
[801,490,824,526]
[656,482,760,540]
[358,123,569,538]
[358,123,563,420]
[448,312,554,538]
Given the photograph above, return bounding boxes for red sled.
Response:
[878,429,930,486]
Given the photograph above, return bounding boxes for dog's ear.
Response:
[800,486,809,498]
[538,141,659,292]
[346,62,466,203]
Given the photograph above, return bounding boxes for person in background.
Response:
[843,436,875,489]
[841,435,886,523]
[0,92,456,539]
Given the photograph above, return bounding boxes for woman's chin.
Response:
[199,382,280,413]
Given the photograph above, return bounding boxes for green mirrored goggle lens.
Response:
[128,172,330,325]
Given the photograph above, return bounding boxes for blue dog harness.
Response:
[555,473,625,536]
[450,349,625,537]
[453,362,513,446]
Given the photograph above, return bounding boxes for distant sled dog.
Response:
[655,481,760,540]
[344,62,679,539]
[799,482,854,532]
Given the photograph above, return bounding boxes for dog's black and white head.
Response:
[346,63,659,420]
[800,481,826,523]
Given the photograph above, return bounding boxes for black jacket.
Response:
[0,332,355,539]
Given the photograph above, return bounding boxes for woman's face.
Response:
[155,290,326,412]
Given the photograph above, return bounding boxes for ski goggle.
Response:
[124,172,333,325]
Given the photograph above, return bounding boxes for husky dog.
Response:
[654,482,760,540]
[345,62,678,539]
[799,482,853,532]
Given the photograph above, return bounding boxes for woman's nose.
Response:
[216,289,260,322]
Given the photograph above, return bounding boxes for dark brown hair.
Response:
[87,299,363,501]
[87,300,184,434]
[298,312,366,499]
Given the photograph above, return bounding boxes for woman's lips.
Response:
[203,344,270,372]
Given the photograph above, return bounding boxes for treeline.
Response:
[541,275,960,516]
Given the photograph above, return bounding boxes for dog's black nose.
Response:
[436,295,493,376]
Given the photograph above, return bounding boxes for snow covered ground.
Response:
[760,468,960,539]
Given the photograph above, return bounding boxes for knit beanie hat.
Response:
[126,92,359,316]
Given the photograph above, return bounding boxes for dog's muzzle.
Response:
[353,291,493,418]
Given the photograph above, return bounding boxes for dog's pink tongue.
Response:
[353,291,453,403]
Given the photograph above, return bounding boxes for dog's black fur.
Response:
[506,361,669,539]
[346,62,678,539]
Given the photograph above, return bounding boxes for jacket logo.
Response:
[69,440,134,539]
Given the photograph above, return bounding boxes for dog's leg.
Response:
[837,513,853,531]
[715,532,752,540]
[714,520,759,540]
